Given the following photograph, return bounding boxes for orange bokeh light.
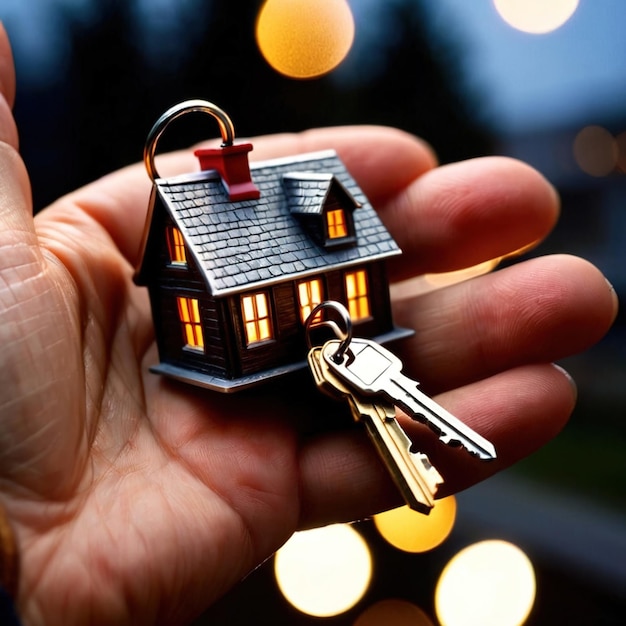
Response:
[573,125,618,177]
[256,0,355,79]
[374,498,457,553]
[355,599,435,626]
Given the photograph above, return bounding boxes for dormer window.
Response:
[167,227,187,266]
[284,173,360,249]
[327,209,348,239]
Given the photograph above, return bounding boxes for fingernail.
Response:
[552,363,577,402]
[606,278,619,321]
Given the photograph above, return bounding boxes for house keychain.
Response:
[135,100,496,513]
[135,99,412,391]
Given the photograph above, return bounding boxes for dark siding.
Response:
[274,282,300,341]
[152,287,229,378]
[147,213,234,378]
[368,261,394,331]
[143,204,396,385]
[324,262,393,338]
[229,283,302,377]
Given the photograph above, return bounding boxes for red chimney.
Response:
[195,143,261,201]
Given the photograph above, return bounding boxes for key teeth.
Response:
[409,450,444,494]
[439,433,460,447]
[419,456,434,472]
[411,451,434,473]
[438,433,497,461]
[476,449,498,462]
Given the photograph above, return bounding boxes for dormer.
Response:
[283,172,361,248]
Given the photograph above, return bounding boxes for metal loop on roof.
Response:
[305,300,353,362]
[144,99,236,182]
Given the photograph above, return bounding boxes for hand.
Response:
[0,26,617,626]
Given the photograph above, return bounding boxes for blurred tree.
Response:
[339,1,492,164]
[68,0,142,195]
[12,0,492,212]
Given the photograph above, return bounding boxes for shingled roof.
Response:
[282,171,362,216]
[139,150,401,296]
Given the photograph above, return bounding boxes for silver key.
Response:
[308,346,443,514]
[322,337,497,461]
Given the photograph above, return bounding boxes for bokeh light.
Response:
[435,540,536,626]
[256,0,355,79]
[493,0,579,34]
[615,131,626,173]
[355,598,435,626]
[573,125,618,177]
[274,524,372,617]
[373,497,457,553]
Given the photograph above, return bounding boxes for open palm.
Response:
[0,27,617,626]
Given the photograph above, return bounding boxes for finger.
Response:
[298,362,574,527]
[408,363,576,496]
[0,25,15,107]
[392,254,618,392]
[382,156,560,281]
[50,126,436,265]
[298,429,402,528]
[0,24,18,148]
[0,25,28,229]
[247,125,437,207]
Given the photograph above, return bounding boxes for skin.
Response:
[0,24,618,626]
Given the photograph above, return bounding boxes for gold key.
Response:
[308,346,443,514]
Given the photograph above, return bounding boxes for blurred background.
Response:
[1,0,624,623]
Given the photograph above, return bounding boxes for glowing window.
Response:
[167,227,187,265]
[242,293,273,345]
[298,278,324,324]
[177,296,204,351]
[327,209,348,239]
[345,270,370,320]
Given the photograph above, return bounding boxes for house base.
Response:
[151,327,414,393]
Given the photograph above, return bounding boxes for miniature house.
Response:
[135,103,411,391]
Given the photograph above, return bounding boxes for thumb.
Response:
[0,23,32,233]
[0,23,16,111]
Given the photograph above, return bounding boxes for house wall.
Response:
[152,287,231,378]
[146,211,233,379]
[229,261,394,379]
[143,205,395,385]
[226,282,299,377]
